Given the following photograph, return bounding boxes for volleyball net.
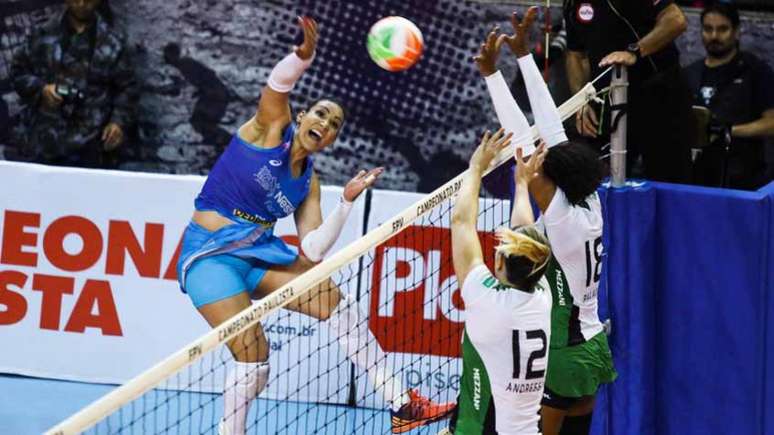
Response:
[45,83,599,435]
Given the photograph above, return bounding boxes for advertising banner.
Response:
[0,161,363,404]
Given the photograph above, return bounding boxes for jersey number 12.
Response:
[512,329,547,380]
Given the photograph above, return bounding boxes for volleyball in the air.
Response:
[366,16,424,72]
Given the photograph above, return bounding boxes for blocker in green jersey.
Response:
[448,127,554,435]
[475,7,617,435]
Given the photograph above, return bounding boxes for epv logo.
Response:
[369,225,497,357]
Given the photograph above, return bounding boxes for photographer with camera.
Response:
[10,0,135,168]
[683,3,774,190]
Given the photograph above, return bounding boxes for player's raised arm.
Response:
[474,27,533,153]
[501,7,568,148]
[452,129,512,285]
[241,16,318,144]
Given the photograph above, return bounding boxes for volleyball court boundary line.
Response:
[46,82,599,435]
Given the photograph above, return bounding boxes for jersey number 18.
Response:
[585,236,603,287]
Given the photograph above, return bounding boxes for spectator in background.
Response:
[10,0,136,168]
[564,0,696,184]
[683,2,774,190]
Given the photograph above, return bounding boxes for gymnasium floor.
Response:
[0,374,448,434]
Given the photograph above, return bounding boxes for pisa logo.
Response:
[369,225,497,357]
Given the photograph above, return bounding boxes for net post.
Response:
[610,65,628,187]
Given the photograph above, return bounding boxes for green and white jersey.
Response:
[536,189,604,348]
[455,265,552,435]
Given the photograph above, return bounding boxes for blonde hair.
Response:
[495,226,552,278]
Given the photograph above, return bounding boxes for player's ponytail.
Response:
[495,226,552,292]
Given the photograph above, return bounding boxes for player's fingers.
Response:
[480,130,492,145]
[496,132,513,149]
[497,137,512,153]
[486,26,499,48]
[364,167,384,185]
[510,11,521,31]
[524,6,539,27]
[488,127,505,144]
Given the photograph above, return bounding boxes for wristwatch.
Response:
[626,43,641,61]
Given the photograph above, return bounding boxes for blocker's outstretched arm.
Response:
[452,129,512,285]
[501,7,568,147]
[474,26,533,153]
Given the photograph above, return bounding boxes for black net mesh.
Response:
[77,170,513,435]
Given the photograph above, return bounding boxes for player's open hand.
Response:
[470,128,513,173]
[343,167,384,202]
[500,6,539,58]
[515,141,547,185]
[295,16,318,60]
[473,26,501,77]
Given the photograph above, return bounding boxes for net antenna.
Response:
[46,81,600,435]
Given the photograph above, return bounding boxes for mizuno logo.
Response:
[269,159,283,167]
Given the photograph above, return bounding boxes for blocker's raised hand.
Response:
[515,141,547,185]
[473,26,502,77]
[469,128,513,173]
[499,6,539,58]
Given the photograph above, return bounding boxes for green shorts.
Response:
[545,332,617,398]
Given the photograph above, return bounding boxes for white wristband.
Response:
[517,54,568,147]
[300,197,353,262]
[268,51,315,93]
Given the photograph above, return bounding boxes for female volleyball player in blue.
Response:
[471,9,617,435]
[177,16,452,435]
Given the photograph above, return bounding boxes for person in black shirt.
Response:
[683,3,774,190]
[564,0,696,184]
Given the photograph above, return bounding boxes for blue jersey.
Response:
[195,123,314,224]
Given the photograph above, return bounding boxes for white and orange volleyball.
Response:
[366,16,424,72]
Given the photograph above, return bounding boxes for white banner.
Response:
[0,161,363,405]
[357,188,510,408]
